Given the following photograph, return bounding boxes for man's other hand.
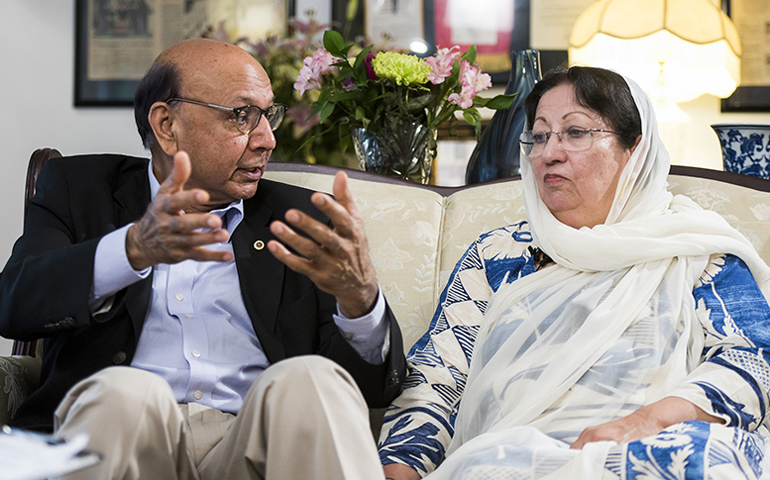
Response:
[268,171,379,318]
[125,151,234,270]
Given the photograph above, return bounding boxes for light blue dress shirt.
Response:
[90,162,388,413]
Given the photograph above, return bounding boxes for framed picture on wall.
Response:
[423,0,518,84]
[75,0,210,106]
[721,0,770,112]
[363,0,426,51]
[75,0,156,106]
[75,0,288,107]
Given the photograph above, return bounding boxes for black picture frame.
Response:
[74,0,145,107]
[720,0,770,112]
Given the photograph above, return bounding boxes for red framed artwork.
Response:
[429,0,515,80]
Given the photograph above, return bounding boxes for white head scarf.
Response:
[447,72,770,457]
[522,75,770,281]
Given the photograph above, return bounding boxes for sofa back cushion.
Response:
[265,168,770,352]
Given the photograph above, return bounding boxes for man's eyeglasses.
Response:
[166,98,287,134]
[519,127,619,156]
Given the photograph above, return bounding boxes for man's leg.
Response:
[54,366,197,480]
[197,355,385,480]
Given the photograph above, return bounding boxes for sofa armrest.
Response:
[0,355,42,424]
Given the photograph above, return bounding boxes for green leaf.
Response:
[297,125,335,151]
[309,101,326,118]
[319,101,336,122]
[463,108,482,125]
[329,90,363,102]
[480,93,517,110]
[446,115,459,136]
[462,108,483,139]
[406,91,435,111]
[461,45,477,65]
[353,44,374,71]
[323,30,346,56]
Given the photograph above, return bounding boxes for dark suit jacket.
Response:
[0,154,405,431]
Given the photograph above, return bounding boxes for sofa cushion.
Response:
[0,355,42,424]
[266,167,770,353]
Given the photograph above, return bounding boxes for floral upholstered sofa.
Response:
[3,161,770,430]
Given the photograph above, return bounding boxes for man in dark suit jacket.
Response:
[0,38,404,479]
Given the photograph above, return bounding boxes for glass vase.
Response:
[351,122,437,184]
[465,49,542,184]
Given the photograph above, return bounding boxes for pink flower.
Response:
[448,85,475,108]
[294,48,340,95]
[448,60,492,108]
[461,61,492,94]
[287,105,320,137]
[425,46,461,84]
[342,77,358,91]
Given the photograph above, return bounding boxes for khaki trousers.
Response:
[53,356,385,480]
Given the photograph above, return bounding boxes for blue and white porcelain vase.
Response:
[465,50,541,184]
[711,123,770,179]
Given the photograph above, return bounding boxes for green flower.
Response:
[372,52,431,86]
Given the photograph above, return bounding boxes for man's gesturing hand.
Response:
[125,152,234,271]
[267,171,379,319]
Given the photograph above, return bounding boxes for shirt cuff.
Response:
[90,224,151,311]
[333,289,390,365]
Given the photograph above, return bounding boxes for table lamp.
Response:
[569,0,741,121]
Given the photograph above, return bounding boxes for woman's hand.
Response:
[383,462,421,480]
[570,396,722,449]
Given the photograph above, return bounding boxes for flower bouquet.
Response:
[204,14,356,167]
[294,30,516,183]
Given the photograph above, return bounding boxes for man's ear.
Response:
[148,101,179,156]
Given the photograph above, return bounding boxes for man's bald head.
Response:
[155,38,261,75]
[134,38,267,151]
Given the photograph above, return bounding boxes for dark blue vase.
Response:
[465,50,541,184]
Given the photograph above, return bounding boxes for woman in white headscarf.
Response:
[379,66,770,480]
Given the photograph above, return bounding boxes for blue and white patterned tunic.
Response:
[378,222,770,478]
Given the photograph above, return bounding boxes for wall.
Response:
[665,96,770,171]
[1,0,770,355]
[0,0,147,355]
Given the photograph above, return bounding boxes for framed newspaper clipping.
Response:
[74,0,230,106]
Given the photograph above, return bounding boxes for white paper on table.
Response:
[0,425,101,480]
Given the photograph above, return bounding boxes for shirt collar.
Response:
[147,160,245,239]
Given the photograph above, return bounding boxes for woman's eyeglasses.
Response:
[166,98,287,134]
[519,127,619,156]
